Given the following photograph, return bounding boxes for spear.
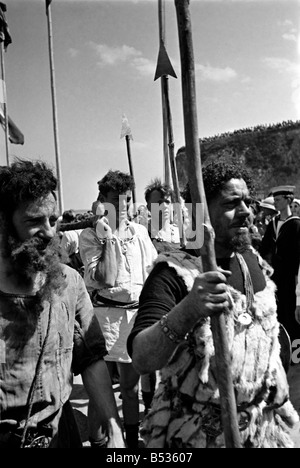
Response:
[120,114,137,213]
[174,0,241,448]
[0,2,11,165]
[154,33,186,248]
[157,0,170,186]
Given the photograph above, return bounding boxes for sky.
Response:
[0,0,300,213]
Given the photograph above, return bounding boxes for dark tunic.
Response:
[127,249,266,357]
[260,215,300,343]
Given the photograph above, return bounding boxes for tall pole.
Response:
[158,0,171,186]
[0,42,8,165]
[120,114,137,214]
[174,0,241,448]
[46,0,64,214]
[0,2,11,166]
[154,33,185,247]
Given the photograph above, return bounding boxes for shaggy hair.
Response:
[62,209,76,223]
[144,178,175,204]
[181,158,255,204]
[97,169,135,197]
[0,158,57,216]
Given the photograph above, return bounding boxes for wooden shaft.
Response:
[125,135,137,209]
[174,0,241,448]
[162,75,186,247]
[0,41,9,165]
[158,0,171,186]
[46,2,64,214]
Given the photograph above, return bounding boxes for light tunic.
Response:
[79,222,157,362]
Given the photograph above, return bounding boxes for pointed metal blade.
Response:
[154,41,177,81]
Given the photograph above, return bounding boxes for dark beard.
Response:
[230,230,252,253]
[0,224,68,350]
[3,228,67,303]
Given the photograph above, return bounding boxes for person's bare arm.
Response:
[132,270,231,375]
[81,359,125,448]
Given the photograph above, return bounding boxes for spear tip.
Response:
[154,41,177,81]
[120,113,133,140]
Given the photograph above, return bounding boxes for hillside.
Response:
[176,120,300,199]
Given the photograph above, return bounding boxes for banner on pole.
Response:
[0,106,24,145]
[0,2,11,50]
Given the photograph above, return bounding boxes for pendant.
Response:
[238,312,252,326]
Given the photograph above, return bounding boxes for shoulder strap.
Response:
[235,253,254,310]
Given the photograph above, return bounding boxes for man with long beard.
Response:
[127,159,299,448]
[0,159,125,448]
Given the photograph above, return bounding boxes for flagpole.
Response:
[158,0,171,186]
[46,0,64,214]
[0,40,9,165]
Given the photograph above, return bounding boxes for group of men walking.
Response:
[1,158,300,449]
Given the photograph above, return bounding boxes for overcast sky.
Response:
[0,0,299,212]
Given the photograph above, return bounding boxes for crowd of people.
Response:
[1,157,300,448]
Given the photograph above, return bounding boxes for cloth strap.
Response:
[235,252,254,310]
[91,291,139,309]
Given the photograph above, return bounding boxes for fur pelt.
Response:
[141,250,299,448]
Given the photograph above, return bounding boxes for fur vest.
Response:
[141,250,299,448]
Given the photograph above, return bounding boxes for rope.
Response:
[20,305,53,448]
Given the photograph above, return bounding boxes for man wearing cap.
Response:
[255,197,278,238]
[260,185,300,348]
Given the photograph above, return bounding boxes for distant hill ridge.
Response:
[176,119,300,199]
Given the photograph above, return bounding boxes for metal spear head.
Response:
[120,113,133,140]
[154,41,177,81]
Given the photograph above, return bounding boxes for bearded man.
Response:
[0,159,125,448]
[127,159,299,448]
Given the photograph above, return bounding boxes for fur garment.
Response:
[141,250,299,448]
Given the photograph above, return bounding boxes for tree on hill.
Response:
[176,120,300,199]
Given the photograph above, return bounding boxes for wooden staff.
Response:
[46,0,64,214]
[158,0,171,186]
[0,2,11,165]
[120,114,137,212]
[174,0,241,448]
[0,41,8,164]
[154,43,185,247]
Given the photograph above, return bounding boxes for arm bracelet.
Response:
[159,314,186,344]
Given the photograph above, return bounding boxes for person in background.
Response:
[260,185,300,349]
[291,198,300,217]
[59,228,84,276]
[255,196,278,237]
[140,178,184,415]
[247,200,262,251]
[127,160,299,448]
[79,169,157,448]
[0,159,125,448]
[62,209,77,224]
[144,178,181,254]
